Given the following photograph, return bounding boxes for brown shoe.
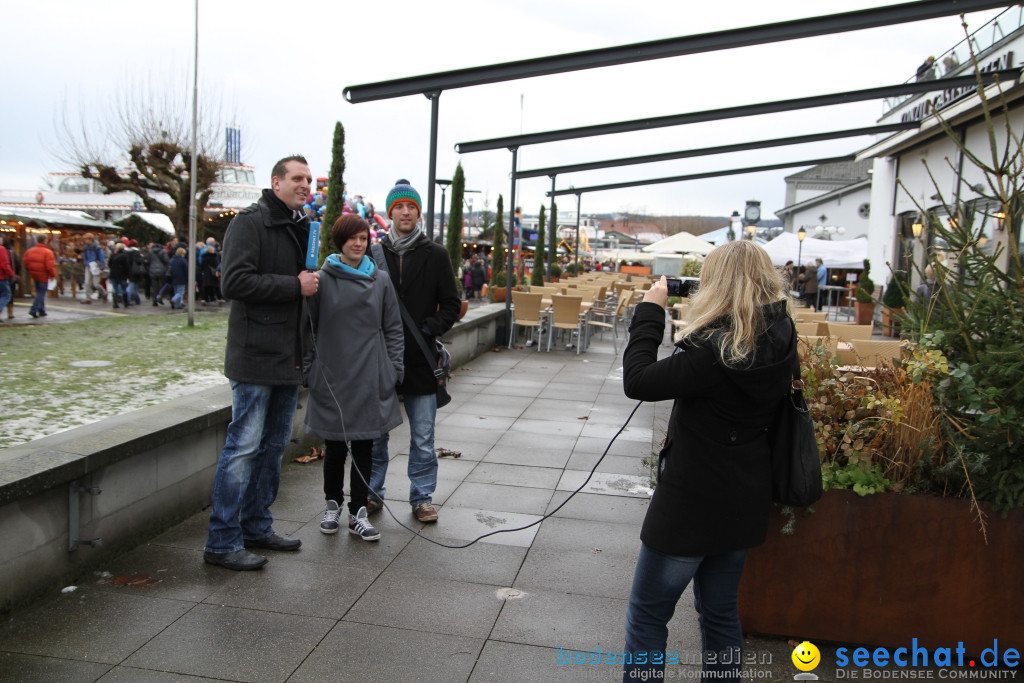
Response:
[366,499,383,515]
[412,503,438,523]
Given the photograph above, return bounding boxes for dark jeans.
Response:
[30,280,48,315]
[205,383,299,554]
[623,544,748,682]
[324,439,373,515]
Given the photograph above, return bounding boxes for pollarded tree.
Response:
[531,205,546,287]
[56,76,227,238]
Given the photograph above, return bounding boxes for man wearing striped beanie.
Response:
[368,179,461,523]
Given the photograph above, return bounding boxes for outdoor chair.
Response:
[849,339,907,369]
[829,323,874,342]
[547,294,585,353]
[794,310,828,323]
[509,291,546,351]
[798,335,839,362]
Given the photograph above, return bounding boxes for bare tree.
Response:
[55,73,229,237]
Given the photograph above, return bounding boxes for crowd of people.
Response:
[73,233,224,310]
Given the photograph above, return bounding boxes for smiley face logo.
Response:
[792,641,821,672]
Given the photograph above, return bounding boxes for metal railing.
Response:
[882,5,1024,115]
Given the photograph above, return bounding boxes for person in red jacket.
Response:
[0,243,14,322]
[23,236,56,318]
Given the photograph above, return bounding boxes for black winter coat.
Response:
[221,190,312,386]
[623,300,795,557]
[108,251,130,281]
[376,232,461,396]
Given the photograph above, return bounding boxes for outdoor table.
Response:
[821,285,853,321]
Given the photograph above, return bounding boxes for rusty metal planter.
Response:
[738,489,1024,654]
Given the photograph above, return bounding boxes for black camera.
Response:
[665,277,699,297]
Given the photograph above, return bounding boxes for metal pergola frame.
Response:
[342,0,1008,245]
[455,71,1018,154]
[513,123,917,180]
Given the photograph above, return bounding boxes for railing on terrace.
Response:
[881,5,1024,115]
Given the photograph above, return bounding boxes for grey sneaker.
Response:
[348,506,380,541]
[320,500,341,535]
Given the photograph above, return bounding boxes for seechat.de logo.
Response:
[793,641,822,681]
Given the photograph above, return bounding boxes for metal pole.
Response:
[187,0,198,327]
[548,175,557,279]
[505,147,518,344]
[439,186,447,244]
[425,91,440,239]
[574,192,582,277]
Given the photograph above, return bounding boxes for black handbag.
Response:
[769,322,823,506]
[396,301,452,409]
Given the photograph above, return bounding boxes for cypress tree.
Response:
[548,202,558,276]
[447,163,465,287]
[491,194,505,276]
[531,205,546,287]
[320,122,346,264]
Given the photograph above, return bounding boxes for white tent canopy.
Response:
[762,232,869,269]
[642,231,716,255]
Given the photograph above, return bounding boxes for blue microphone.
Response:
[306,221,321,271]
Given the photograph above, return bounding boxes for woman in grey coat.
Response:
[305,215,404,542]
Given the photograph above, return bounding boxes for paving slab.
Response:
[0,590,193,664]
[343,571,505,638]
[445,481,555,516]
[121,603,334,682]
[289,622,483,683]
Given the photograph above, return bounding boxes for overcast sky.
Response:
[0,1,1006,219]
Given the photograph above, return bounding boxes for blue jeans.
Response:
[111,279,127,303]
[127,280,141,304]
[205,382,299,554]
[0,279,11,312]
[171,284,185,308]
[623,544,748,682]
[30,280,48,315]
[369,392,438,507]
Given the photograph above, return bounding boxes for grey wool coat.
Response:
[303,256,405,442]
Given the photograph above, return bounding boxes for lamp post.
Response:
[815,225,846,240]
[435,179,451,244]
[797,226,807,269]
[746,224,757,241]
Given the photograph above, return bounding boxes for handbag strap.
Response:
[371,243,441,378]
[786,317,804,389]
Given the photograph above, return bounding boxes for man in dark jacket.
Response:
[203,155,320,571]
[368,179,460,523]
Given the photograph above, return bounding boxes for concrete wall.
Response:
[0,304,504,615]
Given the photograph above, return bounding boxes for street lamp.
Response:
[435,179,451,244]
[911,221,924,239]
[814,225,846,240]
[746,224,757,240]
[797,226,807,269]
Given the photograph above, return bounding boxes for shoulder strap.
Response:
[374,242,441,376]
